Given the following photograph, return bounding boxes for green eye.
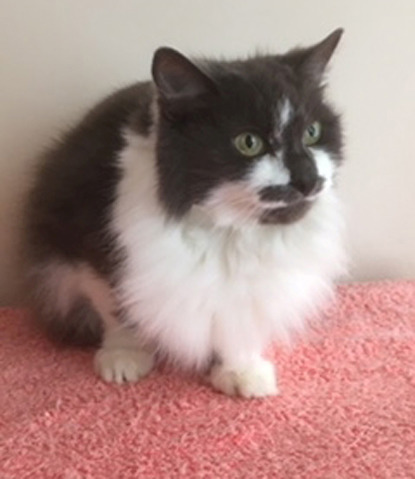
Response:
[233,132,265,157]
[303,121,322,146]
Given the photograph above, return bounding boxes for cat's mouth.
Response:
[260,200,312,225]
[257,181,323,225]
[198,181,320,227]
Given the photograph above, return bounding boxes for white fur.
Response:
[76,265,155,382]
[312,148,336,189]
[248,153,290,188]
[109,129,347,382]
[32,262,115,321]
[200,181,261,227]
[35,262,80,317]
[278,97,293,130]
[94,346,154,384]
[32,128,345,396]
[31,260,155,383]
[210,357,278,398]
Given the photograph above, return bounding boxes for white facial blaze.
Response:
[248,154,291,189]
[312,149,336,189]
[278,97,293,131]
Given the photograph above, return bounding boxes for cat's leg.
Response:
[79,265,155,384]
[209,318,278,398]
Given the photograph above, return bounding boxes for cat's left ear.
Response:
[293,28,344,83]
[152,47,217,103]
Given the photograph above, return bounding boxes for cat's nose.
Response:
[259,178,325,205]
[291,176,325,197]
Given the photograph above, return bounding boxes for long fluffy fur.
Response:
[23,31,346,396]
[109,129,346,369]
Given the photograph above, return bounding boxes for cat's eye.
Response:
[233,133,265,158]
[303,121,322,146]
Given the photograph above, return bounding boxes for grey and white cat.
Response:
[23,30,347,398]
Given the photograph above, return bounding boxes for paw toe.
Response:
[94,348,154,384]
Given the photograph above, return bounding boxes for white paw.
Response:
[94,347,154,384]
[209,358,279,398]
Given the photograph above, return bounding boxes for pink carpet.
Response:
[1,282,415,478]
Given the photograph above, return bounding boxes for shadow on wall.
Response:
[0,120,60,306]
[0,94,101,306]
[349,257,415,283]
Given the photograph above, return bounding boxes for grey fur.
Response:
[22,31,343,347]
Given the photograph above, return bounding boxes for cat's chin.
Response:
[259,201,312,225]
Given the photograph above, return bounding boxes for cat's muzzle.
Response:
[258,177,324,224]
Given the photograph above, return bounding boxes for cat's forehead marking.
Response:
[277,97,293,131]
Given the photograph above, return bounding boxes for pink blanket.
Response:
[1,282,414,478]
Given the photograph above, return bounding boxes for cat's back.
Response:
[24,81,153,269]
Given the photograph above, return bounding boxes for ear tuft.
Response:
[285,29,344,83]
[152,47,216,101]
[301,29,344,81]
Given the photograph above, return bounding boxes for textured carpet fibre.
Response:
[1,282,415,478]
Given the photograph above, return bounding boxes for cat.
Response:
[23,29,347,398]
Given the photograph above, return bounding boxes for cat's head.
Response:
[152,29,344,227]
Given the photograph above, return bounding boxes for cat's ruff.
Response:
[108,129,346,383]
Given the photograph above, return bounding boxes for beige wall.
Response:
[1,0,414,304]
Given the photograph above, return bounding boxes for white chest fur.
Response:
[110,132,346,369]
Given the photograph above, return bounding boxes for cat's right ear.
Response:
[152,47,217,103]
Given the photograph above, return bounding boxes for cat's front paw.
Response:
[209,358,278,398]
[94,347,154,384]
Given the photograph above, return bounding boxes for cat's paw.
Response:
[94,347,154,384]
[209,358,279,398]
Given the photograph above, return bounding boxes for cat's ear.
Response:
[152,47,216,102]
[289,29,344,83]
